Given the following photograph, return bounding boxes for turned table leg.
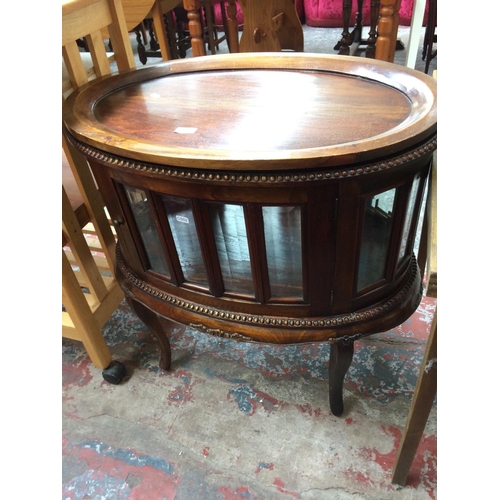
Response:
[353,0,364,43]
[183,0,206,57]
[329,341,355,416]
[336,0,353,55]
[365,0,380,58]
[134,27,148,65]
[127,298,172,371]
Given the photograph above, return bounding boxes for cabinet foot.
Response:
[127,298,172,371]
[329,341,354,416]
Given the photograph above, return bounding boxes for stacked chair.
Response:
[62,0,136,383]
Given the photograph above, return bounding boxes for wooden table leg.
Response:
[183,0,206,57]
[365,0,380,58]
[336,0,353,55]
[329,341,355,416]
[375,0,399,61]
[127,297,173,371]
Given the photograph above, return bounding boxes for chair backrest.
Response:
[62,0,137,293]
[185,0,303,56]
[62,0,135,95]
[237,0,303,53]
[62,0,136,262]
[62,0,135,370]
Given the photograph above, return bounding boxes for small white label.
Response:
[176,215,189,224]
[175,127,197,134]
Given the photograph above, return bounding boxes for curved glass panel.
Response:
[209,203,254,296]
[162,195,208,287]
[357,189,396,291]
[263,206,303,299]
[398,174,421,262]
[124,185,170,277]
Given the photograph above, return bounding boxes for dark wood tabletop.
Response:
[63,53,437,170]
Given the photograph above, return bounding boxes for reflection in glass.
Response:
[263,206,303,299]
[398,175,421,261]
[357,189,396,290]
[209,203,254,296]
[162,195,208,286]
[124,185,170,277]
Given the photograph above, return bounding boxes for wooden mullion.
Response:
[112,180,154,273]
[89,167,144,274]
[405,161,432,270]
[306,185,337,315]
[244,203,270,304]
[391,164,430,281]
[383,182,409,282]
[192,199,224,297]
[332,180,361,312]
[150,192,184,287]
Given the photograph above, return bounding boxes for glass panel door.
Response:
[398,174,422,263]
[162,195,209,287]
[357,189,396,291]
[209,203,254,296]
[262,206,303,299]
[124,185,170,277]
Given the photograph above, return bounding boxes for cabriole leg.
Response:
[329,341,355,416]
[127,298,172,371]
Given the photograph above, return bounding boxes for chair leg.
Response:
[365,0,380,59]
[329,341,355,416]
[423,0,437,74]
[392,312,437,485]
[62,249,112,369]
[336,0,353,55]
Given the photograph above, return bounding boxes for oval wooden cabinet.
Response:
[63,53,437,415]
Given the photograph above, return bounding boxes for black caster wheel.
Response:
[102,360,127,384]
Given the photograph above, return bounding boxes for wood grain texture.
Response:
[63,53,437,170]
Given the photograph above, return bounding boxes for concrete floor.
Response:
[62,295,437,500]
[62,22,437,500]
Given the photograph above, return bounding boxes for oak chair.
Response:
[142,0,230,62]
[375,0,403,62]
[183,0,303,56]
[112,0,175,64]
[62,0,136,382]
